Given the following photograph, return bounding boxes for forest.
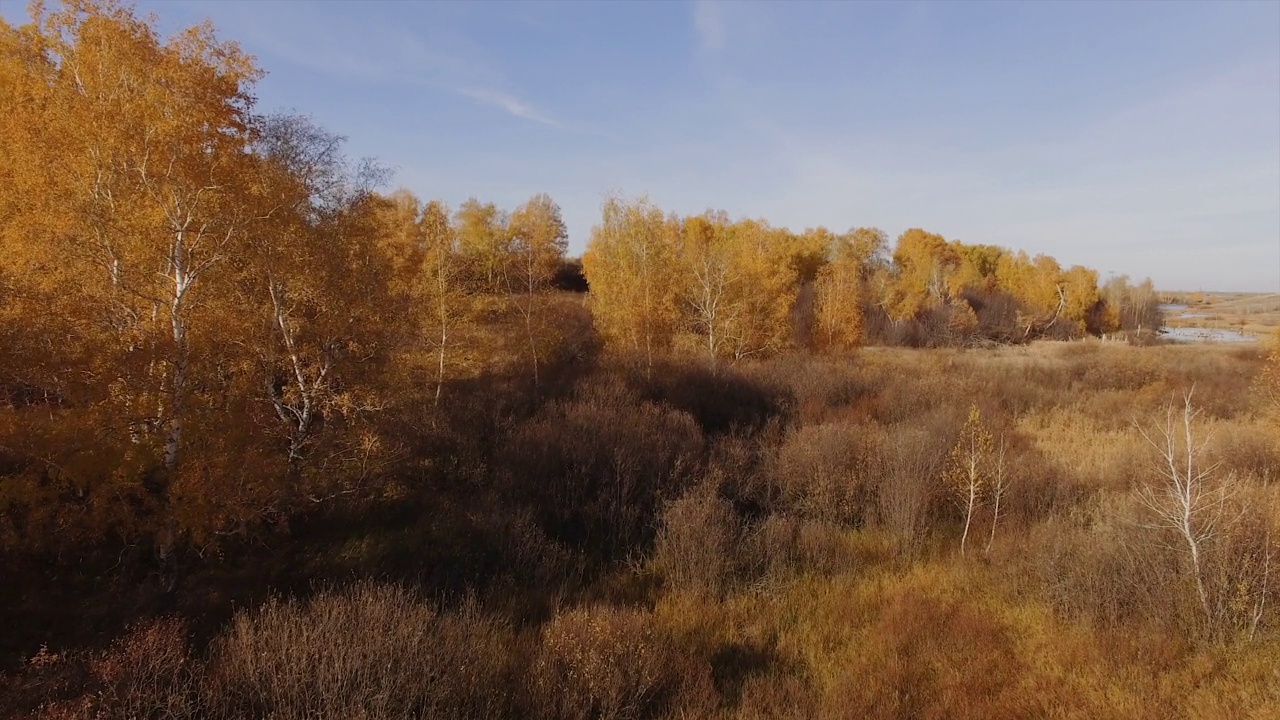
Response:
[2,2,1279,718]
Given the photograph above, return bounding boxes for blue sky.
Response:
[4,1,1278,291]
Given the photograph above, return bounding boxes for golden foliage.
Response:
[582,195,683,376]
[0,3,444,546]
[812,228,873,351]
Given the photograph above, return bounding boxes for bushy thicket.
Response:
[10,339,1280,719]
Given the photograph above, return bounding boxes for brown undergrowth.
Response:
[10,341,1280,719]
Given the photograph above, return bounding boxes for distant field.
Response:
[1160,291,1280,339]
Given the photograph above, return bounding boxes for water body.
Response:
[1153,304,1255,342]
[1159,327,1257,343]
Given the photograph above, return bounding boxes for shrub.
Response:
[1069,352,1162,392]
[637,360,789,435]
[208,582,517,720]
[1208,422,1280,485]
[872,424,949,559]
[733,673,816,720]
[742,515,892,586]
[504,379,703,560]
[767,422,877,526]
[527,605,715,720]
[652,488,741,598]
[31,618,202,720]
[751,356,866,425]
[1027,500,1195,632]
[820,592,1026,720]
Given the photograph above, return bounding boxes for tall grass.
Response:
[14,342,1280,719]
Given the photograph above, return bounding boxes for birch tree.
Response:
[507,193,568,391]
[417,199,467,406]
[888,229,960,322]
[679,212,735,368]
[986,434,1010,553]
[248,115,403,493]
[582,195,682,378]
[1136,389,1238,631]
[455,198,511,293]
[722,220,800,360]
[946,405,993,557]
[813,229,872,350]
[0,0,261,562]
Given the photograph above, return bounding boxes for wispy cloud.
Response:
[457,87,562,128]
[220,5,565,129]
[693,1,726,51]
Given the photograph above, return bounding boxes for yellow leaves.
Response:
[583,195,683,372]
[890,228,958,314]
[0,2,419,547]
[585,199,806,368]
[954,243,1005,286]
[995,251,1042,310]
[455,198,510,292]
[674,213,732,360]
[714,219,798,359]
[812,232,867,351]
[588,208,1114,356]
[809,227,888,351]
[1061,265,1102,334]
[1101,275,1160,334]
[509,192,569,289]
[945,404,1000,556]
[947,404,995,500]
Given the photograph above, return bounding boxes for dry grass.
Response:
[12,339,1280,719]
[530,604,716,720]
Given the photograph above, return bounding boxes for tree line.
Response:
[584,195,1163,374]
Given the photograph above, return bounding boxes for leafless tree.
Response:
[986,434,1010,554]
[1135,388,1239,629]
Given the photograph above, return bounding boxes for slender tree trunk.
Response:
[433,256,449,408]
[160,229,190,595]
[524,306,540,392]
[434,320,446,407]
[645,330,653,381]
[164,354,186,470]
[708,326,717,374]
[267,279,318,464]
[165,234,188,472]
[986,491,1000,553]
[1180,507,1212,628]
[642,245,654,381]
[960,485,975,557]
[986,437,1007,554]
[1178,398,1214,630]
[522,259,541,393]
[1139,391,1231,636]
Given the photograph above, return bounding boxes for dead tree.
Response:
[1136,388,1238,631]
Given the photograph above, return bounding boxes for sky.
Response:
[3,0,1278,292]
